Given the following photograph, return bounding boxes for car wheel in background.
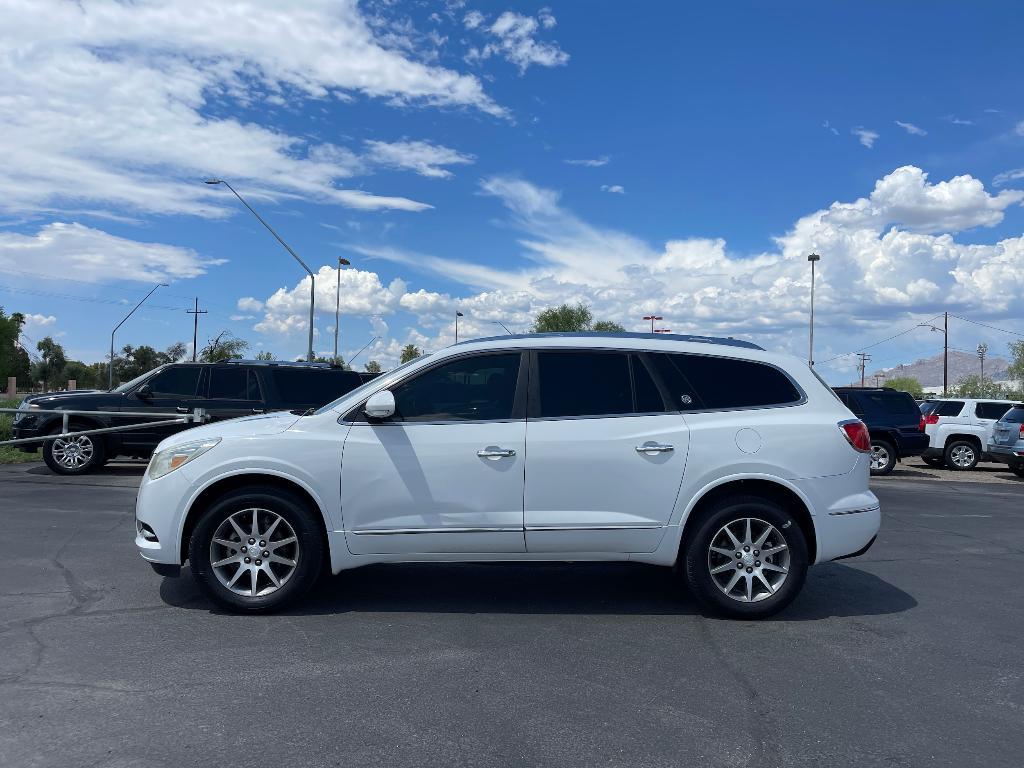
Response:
[188,486,324,613]
[42,427,106,475]
[869,439,897,476]
[944,440,979,471]
[1011,463,1024,478]
[682,494,809,620]
[921,456,944,468]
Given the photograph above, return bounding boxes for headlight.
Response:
[148,438,220,480]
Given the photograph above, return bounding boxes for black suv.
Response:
[13,360,375,475]
[833,386,929,475]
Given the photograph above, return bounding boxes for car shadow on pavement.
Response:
[159,560,916,621]
[27,462,146,477]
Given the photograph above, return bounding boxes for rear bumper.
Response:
[896,433,929,457]
[985,443,1024,466]
[922,447,944,459]
[816,504,881,562]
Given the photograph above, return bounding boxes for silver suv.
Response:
[987,405,1024,478]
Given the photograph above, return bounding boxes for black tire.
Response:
[1011,464,1024,478]
[944,440,979,471]
[42,425,106,475]
[682,494,809,620]
[869,439,897,476]
[188,486,325,613]
[921,456,944,468]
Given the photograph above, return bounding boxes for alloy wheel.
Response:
[209,508,300,598]
[870,444,890,471]
[707,517,790,603]
[51,435,95,471]
[950,445,975,468]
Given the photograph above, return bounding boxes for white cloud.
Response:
[363,140,475,179]
[236,297,265,313]
[1016,120,1024,137]
[944,115,974,126]
[465,10,569,73]
[601,184,626,194]
[852,127,879,148]
[0,0,505,220]
[895,120,927,136]
[565,156,610,167]
[994,168,1024,187]
[0,222,223,283]
[243,166,1024,374]
[22,314,57,332]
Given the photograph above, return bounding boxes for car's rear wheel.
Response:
[682,494,809,620]
[869,439,897,476]
[944,440,979,471]
[188,486,324,613]
[42,427,106,475]
[1010,463,1024,478]
[921,456,944,468]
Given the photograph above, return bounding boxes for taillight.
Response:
[918,416,925,432]
[923,413,939,426]
[840,420,871,453]
[1019,424,1024,440]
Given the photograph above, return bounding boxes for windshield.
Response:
[313,355,430,415]
[111,364,166,393]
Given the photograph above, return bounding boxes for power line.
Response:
[819,314,943,364]
[948,314,1024,338]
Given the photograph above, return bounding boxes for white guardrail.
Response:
[0,407,209,446]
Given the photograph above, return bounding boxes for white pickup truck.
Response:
[920,398,1022,470]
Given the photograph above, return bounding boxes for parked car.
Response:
[13,360,375,475]
[919,398,1019,470]
[833,387,929,475]
[134,332,880,619]
[986,404,1024,477]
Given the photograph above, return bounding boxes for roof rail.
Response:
[221,359,338,369]
[456,331,764,350]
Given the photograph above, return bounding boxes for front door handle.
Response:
[636,443,674,454]
[175,407,190,414]
[252,408,265,414]
[477,447,516,459]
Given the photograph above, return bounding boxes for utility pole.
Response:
[977,342,988,379]
[857,352,872,388]
[943,311,948,397]
[186,298,207,362]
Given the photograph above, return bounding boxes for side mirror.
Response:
[136,383,153,399]
[364,390,396,420]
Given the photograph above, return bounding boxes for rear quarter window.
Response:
[934,400,965,417]
[975,402,1012,420]
[651,353,802,411]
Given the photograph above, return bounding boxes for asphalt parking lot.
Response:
[1,461,1022,768]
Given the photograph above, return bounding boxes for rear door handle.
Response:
[252,408,265,414]
[477,448,516,458]
[636,443,674,454]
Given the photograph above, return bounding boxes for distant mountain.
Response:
[870,351,1009,388]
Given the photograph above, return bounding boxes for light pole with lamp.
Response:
[489,320,514,335]
[204,179,316,362]
[109,283,167,389]
[918,313,949,396]
[643,315,663,333]
[807,253,820,367]
[455,311,464,343]
[334,257,351,366]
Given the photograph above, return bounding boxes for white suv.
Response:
[920,398,1019,470]
[134,333,880,619]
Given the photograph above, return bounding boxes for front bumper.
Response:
[11,424,44,452]
[134,464,194,566]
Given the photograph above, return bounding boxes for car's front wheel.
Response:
[42,427,106,475]
[921,456,944,468]
[944,440,979,471]
[1010,463,1024,478]
[188,486,324,613]
[869,439,897,476]
[682,495,809,620]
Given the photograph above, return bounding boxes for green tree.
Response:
[885,376,925,399]
[62,360,98,390]
[31,336,67,391]
[950,375,1011,399]
[365,360,382,374]
[254,351,276,361]
[533,303,624,333]
[400,344,422,364]
[114,342,188,383]
[199,331,248,362]
[1009,340,1024,383]
[0,307,30,385]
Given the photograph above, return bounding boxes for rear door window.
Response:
[649,353,802,410]
[271,369,362,407]
[976,402,1011,420]
[537,351,632,418]
[209,368,261,400]
[934,400,965,417]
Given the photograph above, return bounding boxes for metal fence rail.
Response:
[0,407,208,447]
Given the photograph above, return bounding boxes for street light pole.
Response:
[807,253,820,366]
[643,315,663,333]
[489,320,514,335]
[205,179,316,362]
[109,283,167,389]
[334,258,350,366]
[455,311,464,343]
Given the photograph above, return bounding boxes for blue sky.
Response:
[1,0,1023,384]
